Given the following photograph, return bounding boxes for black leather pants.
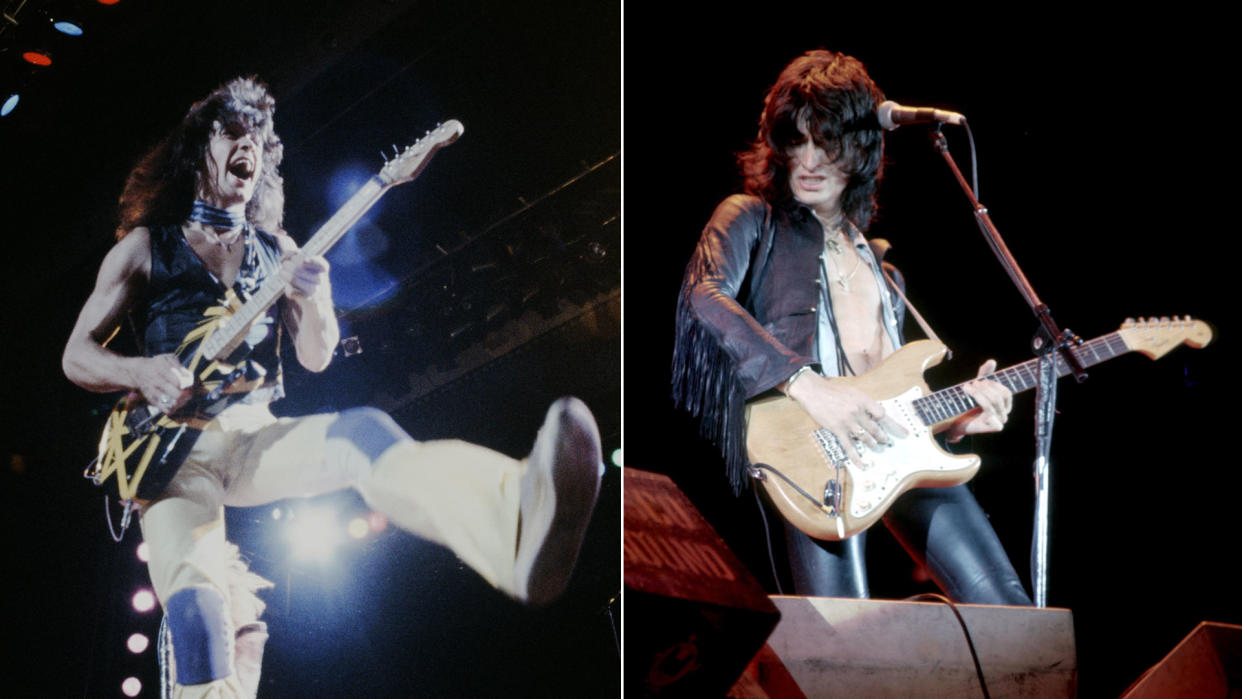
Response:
[775,483,1033,605]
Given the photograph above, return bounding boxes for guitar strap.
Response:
[880,263,953,360]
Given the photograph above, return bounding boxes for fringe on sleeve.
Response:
[671,287,751,496]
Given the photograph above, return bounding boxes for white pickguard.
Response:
[816,386,974,519]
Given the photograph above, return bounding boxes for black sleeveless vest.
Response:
[140,224,285,403]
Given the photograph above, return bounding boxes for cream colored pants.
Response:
[140,403,523,698]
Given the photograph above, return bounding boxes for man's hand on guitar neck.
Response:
[785,370,907,465]
[944,359,1012,443]
[278,251,332,303]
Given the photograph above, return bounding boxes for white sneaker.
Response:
[514,397,602,606]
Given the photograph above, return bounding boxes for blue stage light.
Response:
[1,94,18,117]
[53,20,85,36]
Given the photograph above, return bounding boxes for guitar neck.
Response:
[912,332,1129,426]
[200,177,389,361]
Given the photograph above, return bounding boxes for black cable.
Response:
[750,477,784,596]
[905,592,991,699]
[104,494,127,543]
[603,594,620,656]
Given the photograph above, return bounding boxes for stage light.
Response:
[53,20,85,36]
[131,588,157,613]
[121,676,142,697]
[136,542,149,562]
[271,507,283,520]
[127,633,150,654]
[610,448,622,467]
[97,0,122,5]
[1,94,18,117]
[286,506,343,562]
[368,512,388,533]
[347,517,369,540]
[21,51,53,67]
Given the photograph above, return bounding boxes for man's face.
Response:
[200,119,263,208]
[786,121,847,219]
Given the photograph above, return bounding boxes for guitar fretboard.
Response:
[199,177,388,361]
[911,332,1129,426]
[195,120,460,362]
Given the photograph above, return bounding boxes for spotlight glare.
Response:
[271,507,282,520]
[1,94,18,117]
[121,677,142,697]
[53,21,85,36]
[347,517,369,540]
[97,0,122,5]
[610,448,622,468]
[127,633,150,654]
[131,588,157,613]
[136,542,150,562]
[287,507,343,562]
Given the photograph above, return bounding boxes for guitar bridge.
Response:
[811,428,849,518]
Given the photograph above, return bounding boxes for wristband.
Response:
[782,365,815,397]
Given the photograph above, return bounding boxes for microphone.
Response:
[876,100,966,130]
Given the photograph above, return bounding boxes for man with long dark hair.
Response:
[63,77,602,697]
[673,50,1031,604]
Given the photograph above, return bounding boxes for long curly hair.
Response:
[115,76,285,238]
[738,50,886,230]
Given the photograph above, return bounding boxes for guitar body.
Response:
[745,318,1212,541]
[94,397,201,503]
[746,340,980,541]
[90,322,267,502]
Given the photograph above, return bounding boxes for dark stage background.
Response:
[623,12,1236,699]
[2,1,618,697]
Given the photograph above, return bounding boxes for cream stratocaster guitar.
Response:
[85,120,465,505]
[746,317,1212,541]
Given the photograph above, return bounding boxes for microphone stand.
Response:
[928,125,1086,608]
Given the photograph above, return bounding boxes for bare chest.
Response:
[825,250,893,374]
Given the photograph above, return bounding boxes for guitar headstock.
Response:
[1118,316,1213,359]
[377,119,465,187]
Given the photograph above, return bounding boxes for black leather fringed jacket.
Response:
[671,194,906,494]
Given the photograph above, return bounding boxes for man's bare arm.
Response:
[62,228,193,407]
[275,233,339,373]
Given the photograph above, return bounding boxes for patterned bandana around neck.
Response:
[190,200,247,230]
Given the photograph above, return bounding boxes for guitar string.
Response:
[911,333,1125,425]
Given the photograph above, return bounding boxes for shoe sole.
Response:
[517,396,602,606]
